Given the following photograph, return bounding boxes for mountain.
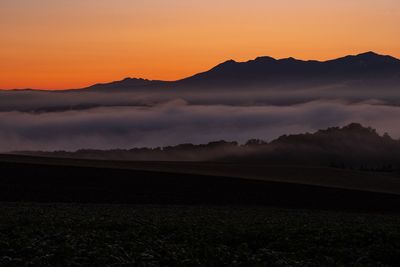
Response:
[2,52,400,112]
[82,78,167,91]
[177,51,400,89]
[85,51,400,91]
[3,51,400,92]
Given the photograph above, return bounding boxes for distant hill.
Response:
[237,123,398,168]
[17,123,400,171]
[82,78,168,91]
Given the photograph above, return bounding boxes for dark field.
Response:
[2,155,400,211]
[1,203,400,267]
[2,155,400,266]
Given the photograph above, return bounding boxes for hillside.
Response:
[21,123,400,171]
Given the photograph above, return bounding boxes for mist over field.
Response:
[0,88,398,113]
[1,98,399,152]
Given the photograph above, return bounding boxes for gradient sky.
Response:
[1,0,400,89]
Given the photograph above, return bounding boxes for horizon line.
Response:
[1,50,397,91]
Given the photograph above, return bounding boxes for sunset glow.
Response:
[1,0,400,89]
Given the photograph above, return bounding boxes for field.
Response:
[2,154,400,266]
[2,154,400,211]
[1,203,400,267]
[4,154,400,194]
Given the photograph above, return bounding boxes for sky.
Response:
[1,0,400,89]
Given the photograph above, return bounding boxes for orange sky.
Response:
[1,0,400,89]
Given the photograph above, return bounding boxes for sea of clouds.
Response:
[1,97,399,152]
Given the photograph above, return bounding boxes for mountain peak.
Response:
[351,51,398,61]
[85,77,161,90]
[279,57,301,62]
[354,51,396,61]
[210,59,238,71]
[357,51,380,57]
[222,59,237,64]
[325,51,400,67]
[253,56,276,62]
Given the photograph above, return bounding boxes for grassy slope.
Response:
[1,154,400,210]
[2,154,400,194]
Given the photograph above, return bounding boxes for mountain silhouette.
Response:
[177,51,400,89]
[2,51,400,112]
[84,51,400,91]
[84,78,165,90]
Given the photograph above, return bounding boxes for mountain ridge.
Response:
[2,51,399,91]
[86,51,400,91]
[180,51,400,82]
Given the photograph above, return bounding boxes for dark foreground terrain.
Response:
[1,203,400,267]
[2,155,400,266]
[2,154,400,210]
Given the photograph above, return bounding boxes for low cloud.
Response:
[0,100,400,152]
[2,84,400,112]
